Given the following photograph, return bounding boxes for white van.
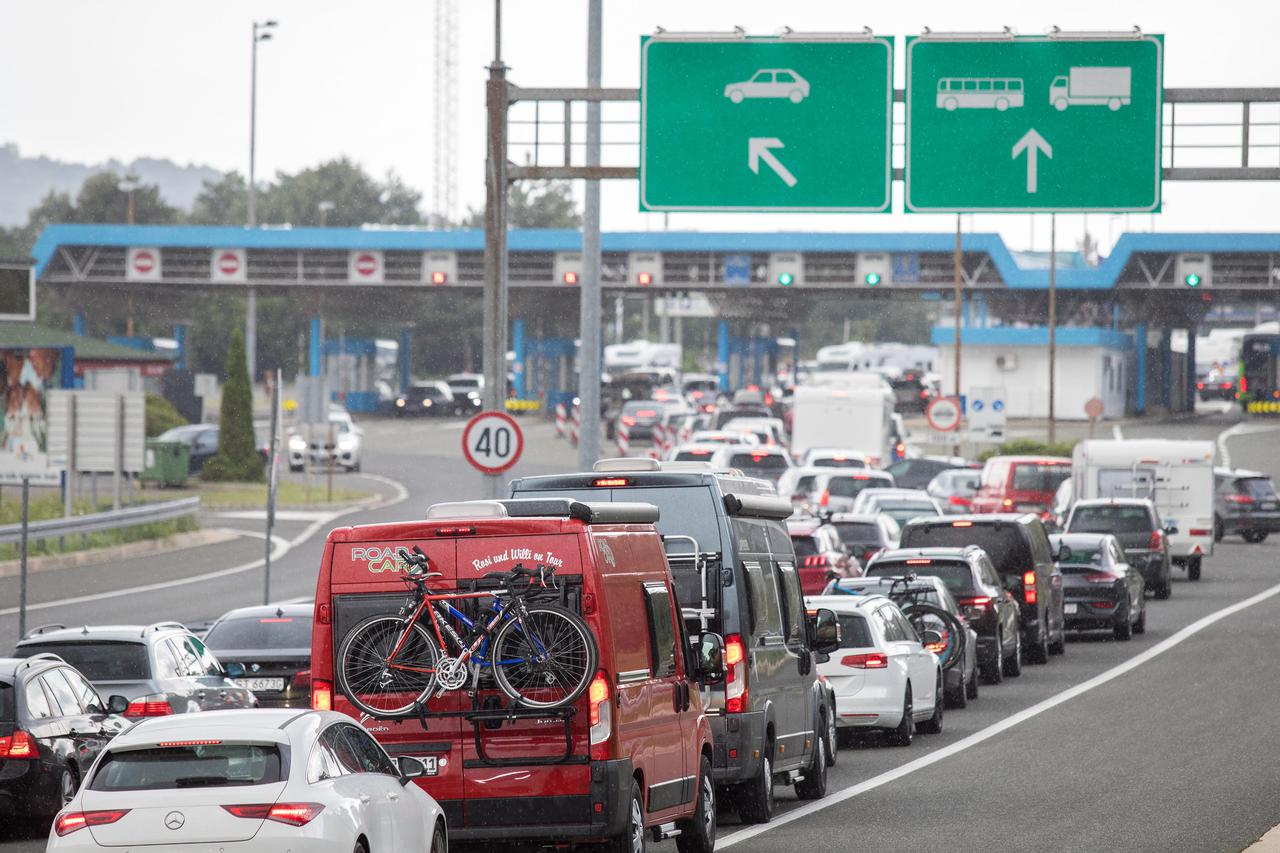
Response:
[1071,439,1216,575]
[792,384,895,466]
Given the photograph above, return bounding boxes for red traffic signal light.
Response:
[563,271,579,285]
[430,271,447,285]
[637,272,653,286]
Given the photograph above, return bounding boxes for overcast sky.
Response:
[2,0,1277,253]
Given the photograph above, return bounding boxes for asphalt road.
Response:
[5,410,1280,851]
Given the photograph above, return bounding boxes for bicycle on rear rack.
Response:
[337,546,598,718]
[886,574,968,672]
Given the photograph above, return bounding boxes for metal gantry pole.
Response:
[481,0,509,498]
[264,370,281,604]
[952,214,963,457]
[17,477,29,642]
[576,0,604,469]
[1048,213,1058,444]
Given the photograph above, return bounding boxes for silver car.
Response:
[16,622,256,718]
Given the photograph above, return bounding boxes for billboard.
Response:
[0,348,63,484]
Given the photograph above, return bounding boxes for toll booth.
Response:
[522,336,577,412]
[324,338,397,413]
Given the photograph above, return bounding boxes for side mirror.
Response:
[1163,524,1177,535]
[107,694,130,715]
[696,633,726,683]
[1053,543,1072,563]
[809,608,841,655]
[225,662,246,679]
[397,755,427,785]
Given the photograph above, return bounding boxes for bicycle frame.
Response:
[385,586,546,675]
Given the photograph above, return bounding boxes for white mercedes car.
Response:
[48,709,446,853]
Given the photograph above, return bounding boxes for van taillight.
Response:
[1022,570,1037,605]
[312,680,333,711]
[588,672,611,760]
[802,555,829,568]
[593,478,628,487]
[725,634,748,713]
[435,525,476,536]
[819,490,831,507]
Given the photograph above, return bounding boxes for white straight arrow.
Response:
[748,137,798,188]
[1011,128,1052,194]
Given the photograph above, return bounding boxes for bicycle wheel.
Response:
[337,615,440,717]
[903,603,966,672]
[490,604,598,709]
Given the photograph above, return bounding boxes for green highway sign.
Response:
[640,35,893,212]
[904,34,1163,212]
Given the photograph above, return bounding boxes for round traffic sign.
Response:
[133,249,156,274]
[1084,397,1105,419]
[926,397,962,432]
[217,251,241,276]
[354,252,379,277]
[971,399,985,412]
[462,411,524,475]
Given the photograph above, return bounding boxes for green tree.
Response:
[201,329,264,482]
[462,179,582,228]
[189,172,248,225]
[258,158,422,226]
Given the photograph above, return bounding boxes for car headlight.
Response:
[395,398,406,407]
[472,398,481,406]
[288,436,307,451]
[423,399,433,407]
[467,391,481,399]
[338,436,357,450]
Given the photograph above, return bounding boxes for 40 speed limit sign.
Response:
[462,411,524,475]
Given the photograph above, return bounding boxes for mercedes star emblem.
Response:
[164,811,186,830]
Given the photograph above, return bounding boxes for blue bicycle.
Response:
[337,548,597,717]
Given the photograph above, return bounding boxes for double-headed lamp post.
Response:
[246,19,276,384]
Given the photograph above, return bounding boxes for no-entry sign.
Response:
[926,396,963,432]
[126,247,162,281]
[211,248,247,283]
[462,411,524,475]
[348,250,385,283]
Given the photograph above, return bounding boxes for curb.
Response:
[1246,825,1280,852]
[0,528,242,578]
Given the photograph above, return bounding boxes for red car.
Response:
[309,498,721,852]
[970,455,1072,519]
[788,517,859,594]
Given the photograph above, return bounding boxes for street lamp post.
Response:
[246,19,276,385]
[118,175,138,225]
[318,200,335,227]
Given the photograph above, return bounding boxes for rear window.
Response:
[812,457,867,469]
[519,485,722,553]
[674,449,715,461]
[730,453,788,471]
[833,521,880,546]
[837,614,873,648]
[1011,463,1071,493]
[866,560,975,595]
[17,642,150,681]
[90,743,283,791]
[205,616,313,650]
[828,477,885,499]
[1070,506,1153,534]
[1060,548,1103,568]
[900,523,1032,577]
[0,682,12,722]
[791,536,819,557]
[1237,477,1278,500]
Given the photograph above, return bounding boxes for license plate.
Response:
[234,678,284,692]
[419,755,439,776]
[1063,603,1078,615]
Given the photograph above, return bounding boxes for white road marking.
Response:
[0,473,410,618]
[1217,421,1280,469]
[719,578,1280,850]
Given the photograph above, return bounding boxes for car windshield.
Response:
[1237,477,1278,500]
[900,523,1032,577]
[836,614,874,648]
[1070,506,1153,534]
[828,477,884,499]
[1011,463,1071,492]
[204,615,314,650]
[866,561,975,594]
[791,536,819,557]
[833,521,880,546]
[90,743,283,791]
[18,641,150,681]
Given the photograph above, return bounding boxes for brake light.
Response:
[852,474,870,480]
[751,451,768,461]
[55,810,130,836]
[157,739,222,747]
[636,409,657,418]
[311,679,333,711]
[1241,376,1248,393]
[925,639,947,654]
[691,449,711,456]
[224,803,325,826]
[1084,573,1119,584]
[0,730,36,759]
[841,653,887,669]
[259,617,294,623]
[593,478,628,487]
[833,454,847,461]
[588,671,612,759]
[949,495,972,507]
[1196,382,1205,390]
[1222,382,1232,390]
[905,558,932,565]
[1022,570,1037,605]
[435,525,477,536]
[725,634,748,713]
[1225,494,1255,505]
[1189,528,1211,537]
[863,548,880,563]
[819,489,830,507]
[802,554,830,568]
[621,416,638,426]
[1149,530,1164,550]
[952,520,973,527]
[1002,499,1014,508]
[124,696,172,718]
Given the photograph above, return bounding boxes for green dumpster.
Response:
[141,440,190,487]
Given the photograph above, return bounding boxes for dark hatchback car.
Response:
[1215,468,1280,543]
[1065,498,1174,597]
[0,655,129,823]
[899,514,1067,666]
[1050,533,1146,641]
[202,604,314,708]
[863,546,1021,684]
[884,456,975,490]
[395,381,454,416]
[614,400,664,441]
[155,424,219,475]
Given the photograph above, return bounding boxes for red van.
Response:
[310,498,722,852]
[970,455,1072,518]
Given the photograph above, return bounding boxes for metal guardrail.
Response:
[0,497,201,545]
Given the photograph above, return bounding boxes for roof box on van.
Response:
[425,498,660,525]
[723,492,794,520]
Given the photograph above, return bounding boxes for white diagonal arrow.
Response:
[1011,129,1052,194]
[748,137,798,188]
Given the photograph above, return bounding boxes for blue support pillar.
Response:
[1134,323,1147,415]
[59,346,76,389]
[73,314,86,336]
[977,297,988,328]
[717,321,731,392]
[398,326,412,393]
[309,316,323,378]
[751,338,763,388]
[512,319,526,400]
[1185,330,1197,413]
[1111,303,1121,330]
[1161,329,1173,408]
[174,324,187,370]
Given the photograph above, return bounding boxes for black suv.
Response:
[1214,468,1280,544]
[863,546,1022,684]
[899,514,1066,665]
[511,458,840,823]
[0,655,129,824]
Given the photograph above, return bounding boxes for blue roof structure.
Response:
[31,224,1280,291]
